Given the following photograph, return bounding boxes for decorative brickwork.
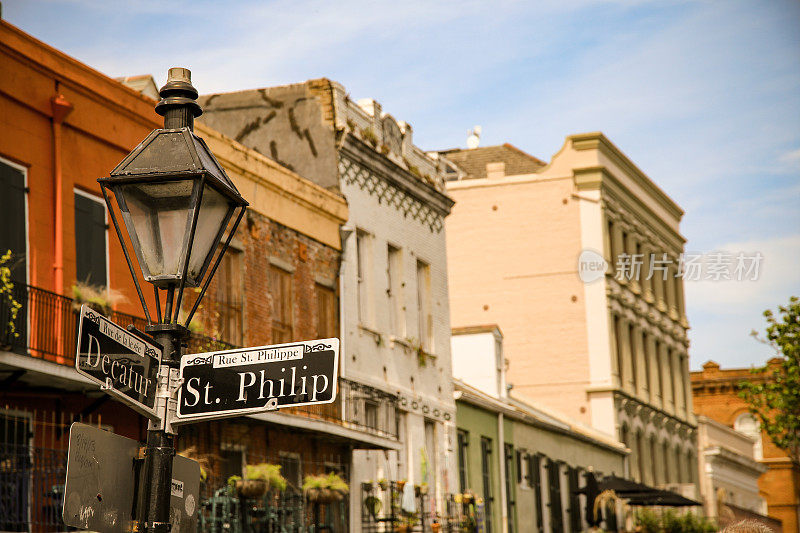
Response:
[339,155,444,233]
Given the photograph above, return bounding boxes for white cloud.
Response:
[685,234,800,368]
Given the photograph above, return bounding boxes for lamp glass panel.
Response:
[187,184,230,283]
[116,180,194,281]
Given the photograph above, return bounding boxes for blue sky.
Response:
[5,0,799,369]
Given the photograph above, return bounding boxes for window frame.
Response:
[0,156,29,286]
[386,244,405,337]
[415,258,433,352]
[74,188,110,289]
[269,264,294,344]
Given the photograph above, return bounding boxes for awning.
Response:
[598,475,702,507]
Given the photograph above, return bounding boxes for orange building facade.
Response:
[0,19,399,532]
[692,360,800,532]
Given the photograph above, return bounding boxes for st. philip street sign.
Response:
[176,338,339,421]
[75,305,162,419]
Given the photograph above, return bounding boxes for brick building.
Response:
[441,135,698,495]
[198,80,457,529]
[0,19,397,531]
[692,359,800,532]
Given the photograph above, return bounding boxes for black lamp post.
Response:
[99,67,248,533]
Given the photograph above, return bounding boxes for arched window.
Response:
[734,413,763,460]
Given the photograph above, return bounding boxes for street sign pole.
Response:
[138,324,188,533]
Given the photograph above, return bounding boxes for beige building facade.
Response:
[441,134,697,491]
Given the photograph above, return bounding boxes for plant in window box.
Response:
[0,250,22,346]
[303,472,349,503]
[70,281,126,316]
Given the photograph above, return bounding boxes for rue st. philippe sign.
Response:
[176,338,339,422]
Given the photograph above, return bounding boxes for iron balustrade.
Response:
[0,284,399,440]
[0,283,234,366]
[283,378,399,440]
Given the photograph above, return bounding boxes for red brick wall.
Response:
[692,362,800,531]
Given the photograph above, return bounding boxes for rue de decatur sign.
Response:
[176,338,339,421]
[75,306,161,418]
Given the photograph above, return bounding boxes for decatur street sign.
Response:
[176,338,339,422]
[75,305,162,419]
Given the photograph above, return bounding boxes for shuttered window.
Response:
[315,283,337,338]
[74,191,107,287]
[269,265,293,343]
[0,159,26,283]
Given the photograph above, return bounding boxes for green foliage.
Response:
[244,463,287,492]
[302,472,349,493]
[71,281,126,315]
[360,127,378,147]
[0,250,22,340]
[635,508,716,533]
[738,296,800,461]
[227,475,242,495]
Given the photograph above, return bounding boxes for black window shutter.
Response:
[0,160,27,283]
[74,193,107,287]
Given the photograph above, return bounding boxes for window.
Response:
[457,430,469,493]
[546,459,563,532]
[74,190,107,287]
[215,249,243,345]
[424,420,437,487]
[528,454,544,532]
[0,158,26,284]
[734,413,763,460]
[279,454,302,492]
[387,245,405,336]
[504,443,516,533]
[364,400,379,430]
[480,437,494,533]
[416,259,432,352]
[356,230,372,326]
[269,265,293,343]
[315,283,337,338]
[567,467,581,532]
[628,323,638,389]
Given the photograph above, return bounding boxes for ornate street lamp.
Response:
[99,67,247,533]
[99,67,247,332]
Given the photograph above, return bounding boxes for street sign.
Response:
[63,423,139,533]
[176,338,339,421]
[63,423,201,533]
[75,305,162,418]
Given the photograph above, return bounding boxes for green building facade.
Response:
[455,381,626,533]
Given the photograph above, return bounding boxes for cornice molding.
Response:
[569,132,683,220]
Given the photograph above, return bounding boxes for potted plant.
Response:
[230,463,287,498]
[378,478,389,491]
[71,281,126,316]
[303,472,349,504]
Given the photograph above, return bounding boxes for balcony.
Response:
[0,284,399,446]
[0,283,235,375]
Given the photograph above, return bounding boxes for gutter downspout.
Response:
[51,92,73,296]
[498,412,508,533]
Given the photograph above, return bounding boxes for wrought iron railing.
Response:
[283,378,398,440]
[0,283,234,366]
[0,284,399,440]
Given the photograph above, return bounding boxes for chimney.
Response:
[486,161,505,179]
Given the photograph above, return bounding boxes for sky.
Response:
[4,0,799,370]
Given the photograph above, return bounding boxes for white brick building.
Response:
[199,80,456,529]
